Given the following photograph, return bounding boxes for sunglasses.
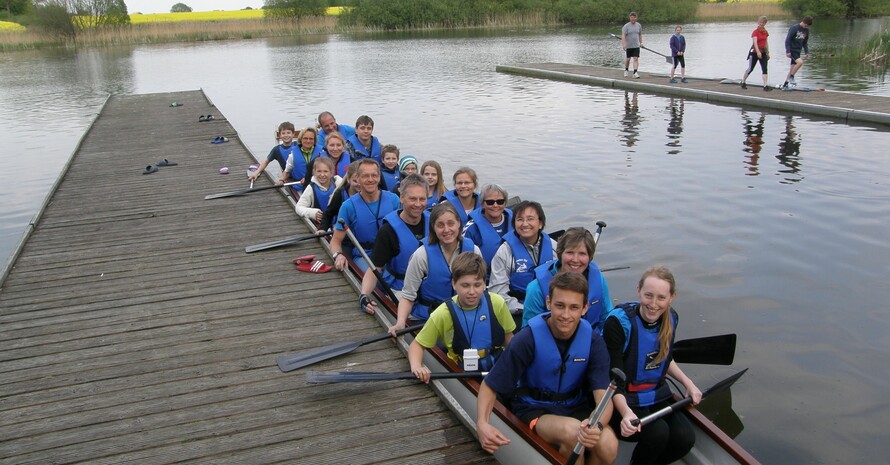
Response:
[484,199,506,206]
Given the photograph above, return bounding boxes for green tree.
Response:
[3,0,30,16]
[68,0,130,28]
[263,0,326,18]
[32,0,76,38]
[171,3,192,12]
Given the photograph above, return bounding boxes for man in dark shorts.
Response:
[475,272,618,464]
[622,12,642,79]
[782,16,813,90]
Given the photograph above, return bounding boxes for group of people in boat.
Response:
[264,111,703,465]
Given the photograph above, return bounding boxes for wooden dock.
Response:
[497,63,890,126]
[0,90,494,464]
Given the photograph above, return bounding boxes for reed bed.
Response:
[695,2,792,21]
[826,30,888,66]
[0,17,342,50]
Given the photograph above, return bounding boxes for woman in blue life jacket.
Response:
[489,201,557,324]
[521,227,612,332]
[389,202,482,336]
[604,266,702,465]
[421,160,447,209]
[463,184,513,280]
[439,166,480,227]
[280,126,324,196]
[295,156,343,226]
[320,131,351,179]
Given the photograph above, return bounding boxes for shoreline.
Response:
[0,3,792,52]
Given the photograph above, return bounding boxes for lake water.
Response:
[1,18,889,464]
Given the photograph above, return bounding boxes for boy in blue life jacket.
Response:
[249,121,297,183]
[408,253,516,382]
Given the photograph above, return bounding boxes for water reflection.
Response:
[741,111,765,176]
[666,97,684,155]
[777,115,804,184]
[621,91,642,148]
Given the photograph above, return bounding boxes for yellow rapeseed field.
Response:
[0,20,26,32]
[129,7,345,24]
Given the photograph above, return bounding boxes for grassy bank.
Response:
[695,2,793,21]
[827,29,888,66]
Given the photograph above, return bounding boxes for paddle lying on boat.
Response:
[672,333,736,365]
[338,218,399,303]
[277,323,425,373]
[204,181,301,200]
[608,33,673,64]
[567,368,625,465]
[307,370,487,383]
[632,368,748,427]
[600,265,631,273]
[244,230,333,253]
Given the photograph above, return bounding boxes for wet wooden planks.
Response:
[0,90,495,465]
[497,63,890,126]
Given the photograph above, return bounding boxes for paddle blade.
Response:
[702,368,748,398]
[277,340,361,373]
[306,371,485,384]
[673,333,736,365]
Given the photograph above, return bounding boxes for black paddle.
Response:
[306,370,486,384]
[592,220,606,251]
[600,265,630,273]
[338,218,399,303]
[244,230,333,254]
[548,229,566,241]
[608,33,673,64]
[204,181,301,200]
[631,368,748,427]
[566,368,625,465]
[672,333,736,365]
[277,323,425,373]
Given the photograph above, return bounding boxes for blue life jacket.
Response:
[466,208,513,271]
[382,210,429,287]
[611,303,678,408]
[534,261,607,332]
[413,237,475,320]
[381,166,401,192]
[317,124,356,147]
[346,134,382,164]
[516,314,592,409]
[271,143,296,171]
[310,182,336,211]
[504,231,554,303]
[347,191,400,250]
[446,293,505,371]
[440,190,480,227]
[290,147,320,185]
[426,193,440,209]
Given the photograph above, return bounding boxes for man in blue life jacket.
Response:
[329,158,401,274]
[476,271,618,465]
[359,174,429,315]
[316,111,356,148]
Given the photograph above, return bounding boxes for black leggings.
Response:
[672,56,685,69]
[610,400,696,465]
[746,53,768,74]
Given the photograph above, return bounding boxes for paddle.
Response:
[548,229,566,241]
[204,181,301,200]
[672,333,736,365]
[600,266,630,273]
[631,368,748,427]
[244,230,333,254]
[277,323,425,373]
[608,33,673,64]
[338,218,399,303]
[593,220,606,249]
[566,368,625,465]
[306,370,486,384]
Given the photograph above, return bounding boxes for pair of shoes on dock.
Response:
[670,78,688,84]
[211,136,229,144]
[142,159,178,175]
[198,115,215,122]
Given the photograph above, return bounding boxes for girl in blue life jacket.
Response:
[389,202,482,336]
[603,266,702,465]
[421,160,447,209]
[295,156,343,226]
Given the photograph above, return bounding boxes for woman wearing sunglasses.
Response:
[463,184,512,280]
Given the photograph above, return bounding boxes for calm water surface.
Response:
[2,19,889,464]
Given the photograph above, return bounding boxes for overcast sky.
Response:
[125,1,265,14]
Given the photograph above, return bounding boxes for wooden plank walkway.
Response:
[497,63,890,126]
[0,90,495,465]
